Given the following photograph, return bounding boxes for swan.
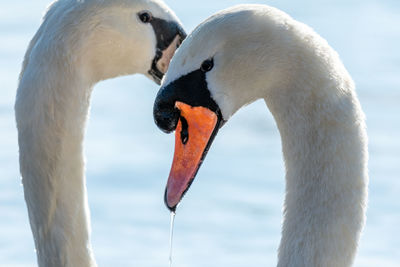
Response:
[153,5,368,267]
[15,0,185,266]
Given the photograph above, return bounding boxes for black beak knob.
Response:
[153,85,180,133]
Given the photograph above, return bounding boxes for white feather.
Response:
[15,0,182,266]
[163,5,368,267]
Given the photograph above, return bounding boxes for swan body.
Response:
[15,0,185,266]
[154,5,368,267]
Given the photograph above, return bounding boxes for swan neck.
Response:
[16,59,97,266]
[263,75,368,266]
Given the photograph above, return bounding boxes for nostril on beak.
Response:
[180,116,189,145]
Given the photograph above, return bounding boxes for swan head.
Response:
[68,0,186,83]
[153,5,299,210]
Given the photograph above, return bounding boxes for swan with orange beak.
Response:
[154,5,367,267]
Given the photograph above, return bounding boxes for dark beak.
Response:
[148,20,187,84]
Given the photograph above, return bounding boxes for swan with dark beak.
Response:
[15,0,186,266]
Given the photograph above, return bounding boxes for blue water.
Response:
[1,0,399,266]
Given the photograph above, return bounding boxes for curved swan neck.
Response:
[204,13,368,265]
[216,11,369,265]
[268,92,367,267]
[16,27,97,265]
[263,53,368,266]
[16,61,96,266]
[14,2,138,265]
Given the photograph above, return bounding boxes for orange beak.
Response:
[165,101,220,211]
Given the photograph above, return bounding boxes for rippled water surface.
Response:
[0,0,399,266]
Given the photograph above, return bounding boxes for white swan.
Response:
[153,5,368,267]
[15,0,185,266]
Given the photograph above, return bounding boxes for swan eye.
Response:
[138,12,152,23]
[201,59,214,72]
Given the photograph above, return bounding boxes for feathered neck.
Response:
[15,15,98,264]
[16,56,97,265]
[262,46,368,266]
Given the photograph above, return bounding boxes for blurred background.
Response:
[1,0,399,266]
